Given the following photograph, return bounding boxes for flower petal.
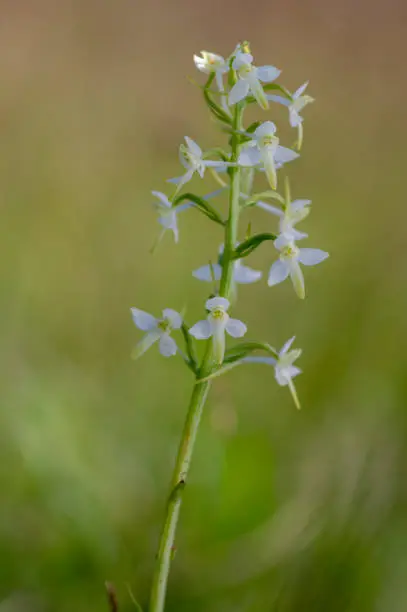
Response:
[261,147,277,190]
[294,81,309,99]
[289,260,305,299]
[132,330,160,359]
[243,356,277,366]
[280,336,296,355]
[159,334,178,357]
[267,94,290,107]
[225,318,247,338]
[189,319,212,339]
[267,260,290,286]
[162,308,183,329]
[297,248,329,266]
[151,191,171,207]
[256,201,284,217]
[246,72,268,109]
[206,296,229,311]
[193,263,222,282]
[238,146,261,167]
[291,199,312,212]
[287,365,302,378]
[233,263,262,284]
[131,308,158,331]
[256,65,281,83]
[210,318,227,364]
[228,79,250,105]
[274,146,300,165]
[184,136,202,157]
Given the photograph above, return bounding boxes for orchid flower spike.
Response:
[238,122,299,190]
[268,234,329,299]
[257,197,312,241]
[189,297,247,364]
[268,82,314,128]
[131,307,182,358]
[229,51,280,110]
[244,337,302,408]
[177,137,233,191]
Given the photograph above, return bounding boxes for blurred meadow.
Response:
[1,0,407,610]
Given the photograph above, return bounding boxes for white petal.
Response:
[254,121,277,138]
[287,365,302,378]
[256,65,281,83]
[289,260,305,299]
[159,334,178,357]
[193,54,208,73]
[193,263,222,282]
[210,318,227,364]
[297,248,329,266]
[246,72,268,109]
[189,319,212,340]
[176,169,194,190]
[206,296,229,311]
[280,336,296,355]
[261,147,277,190]
[274,146,300,165]
[215,70,224,92]
[228,79,250,105]
[294,81,309,99]
[274,233,291,250]
[291,199,311,212]
[225,318,247,338]
[238,146,261,167]
[233,263,262,284]
[267,260,290,286]
[243,356,277,366]
[131,308,158,331]
[151,191,171,208]
[232,52,253,70]
[162,308,183,329]
[184,136,202,157]
[267,94,290,107]
[132,330,160,359]
[256,201,284,217]
[289,109,302,128]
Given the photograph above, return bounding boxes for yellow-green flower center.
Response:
[211,308,226,321]
[158,319,171,332]
[281,244,299,260]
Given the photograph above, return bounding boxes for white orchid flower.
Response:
[193,51,231,116]
[238,122,299,190]
[268,234,329,299]
[229,51,280,110]
[268,81,314,128]
[193,245,262,291]
[256,198,311,241]
[131,307,182,359]
[176,137,233,191]
[189,297,247,364]
[244,337,302,408]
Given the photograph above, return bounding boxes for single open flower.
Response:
[131,307,182,358]
[268,234,329,299]
[238,122,299,190]
[152,191,186,243]
[177,137,233,191]
[257,197,311,241]
[268,81,314,128]
[229,51,280,110]
[189,297,247,364]
[244,337,302,408]
[193,51,230,116]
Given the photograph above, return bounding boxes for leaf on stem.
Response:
[173,193,225,226]
[233,233,277,259]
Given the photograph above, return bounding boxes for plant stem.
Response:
[148,103,243,612]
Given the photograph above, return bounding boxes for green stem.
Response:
[220,103,243,297]
[148,102,243,612]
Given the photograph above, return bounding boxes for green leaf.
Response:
[196,360,244,383]
[246,120,262,134]
[173,193,225,226]
[224,342,278,364]
[233,233,277,259]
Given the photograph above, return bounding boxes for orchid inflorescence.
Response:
[132,41,328,409]
[134,41,329,612]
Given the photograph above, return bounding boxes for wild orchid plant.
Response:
[131,42,328,612]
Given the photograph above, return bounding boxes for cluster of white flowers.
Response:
[131,42,328,409]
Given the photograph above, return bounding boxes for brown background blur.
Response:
[1,1,407,611]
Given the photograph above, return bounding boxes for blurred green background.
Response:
[1,1,407,610]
